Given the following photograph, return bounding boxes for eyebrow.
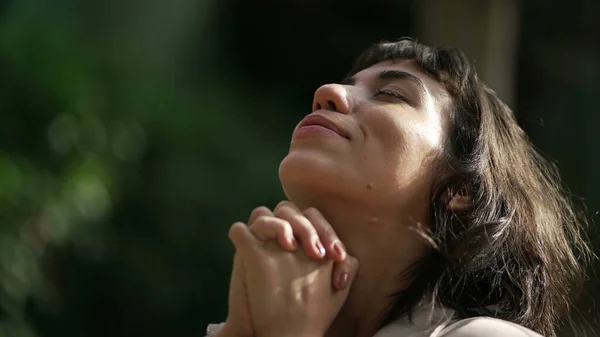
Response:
[340,70,427,96]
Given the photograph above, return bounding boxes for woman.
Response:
[209,38,591,337]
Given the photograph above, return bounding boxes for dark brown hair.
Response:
[347,38,593,337]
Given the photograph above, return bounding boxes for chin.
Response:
[279,150,349,202]
[279,151,364,204]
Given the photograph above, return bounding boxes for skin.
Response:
[220,59,466,337]
[228,205,359,337]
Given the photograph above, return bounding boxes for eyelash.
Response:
[374,89,406,102]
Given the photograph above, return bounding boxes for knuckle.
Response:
[295,219,317,235]
[252,205,270,213]
[321,225,335,237]
[274,200,290,211]
[268,217,291,233]
[253,216,291,231]
[274,219,292,232]
[249,206,271,220]
[251,215,270,227]
[304,207,320,216]
[273,206,291,218]
[228,222,245,239]
[326,232,339,244]
[305,208,333,232]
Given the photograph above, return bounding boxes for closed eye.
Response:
[374,89,407,102]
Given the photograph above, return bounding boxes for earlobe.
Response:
[447,195,473,212]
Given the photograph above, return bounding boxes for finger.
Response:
[228,222,261,253]
[249,207,298,251]
[274,201,326,259]
[273,200,301,213]
[303,207,347,262]
[332,255,360,291]
[249,216,298,251]
[248,206,274,225]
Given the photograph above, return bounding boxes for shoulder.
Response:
[439,317,544,337]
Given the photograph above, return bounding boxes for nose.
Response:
[312,84,351,114]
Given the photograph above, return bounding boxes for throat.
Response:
[325,290,393,337]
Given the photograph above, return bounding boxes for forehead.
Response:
[352,59,449,103]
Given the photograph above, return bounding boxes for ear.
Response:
[447,194,473,212]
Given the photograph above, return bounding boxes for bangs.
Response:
[347,38,474,97]
[347,38,422,76]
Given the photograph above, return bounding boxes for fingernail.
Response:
[315,241,326,257]
[333,242,346,260]
[336,272,349,290]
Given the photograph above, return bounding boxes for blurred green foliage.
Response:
[0,0,598,336]
[0,0,289,335]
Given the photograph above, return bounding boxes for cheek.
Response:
[419,112,445,150]
[375,106,445,157]
[362,112,425,163]
[358,111,444,187]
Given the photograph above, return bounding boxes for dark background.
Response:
[0,0,598,336]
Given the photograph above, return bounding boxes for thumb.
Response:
[228,255,246,307]
[332,255,360,291]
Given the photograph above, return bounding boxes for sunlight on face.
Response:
[279,59,450,213]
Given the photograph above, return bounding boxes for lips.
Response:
[296,114,349,139]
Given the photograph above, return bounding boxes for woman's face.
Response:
[279,59,450,259]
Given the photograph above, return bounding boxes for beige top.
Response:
[372,304,544,337]
[207,304,544,337]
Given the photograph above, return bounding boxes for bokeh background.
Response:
[0,0,599,336]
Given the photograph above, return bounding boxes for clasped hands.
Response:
[217,201,359,337]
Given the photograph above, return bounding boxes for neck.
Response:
[289,193,428,337]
